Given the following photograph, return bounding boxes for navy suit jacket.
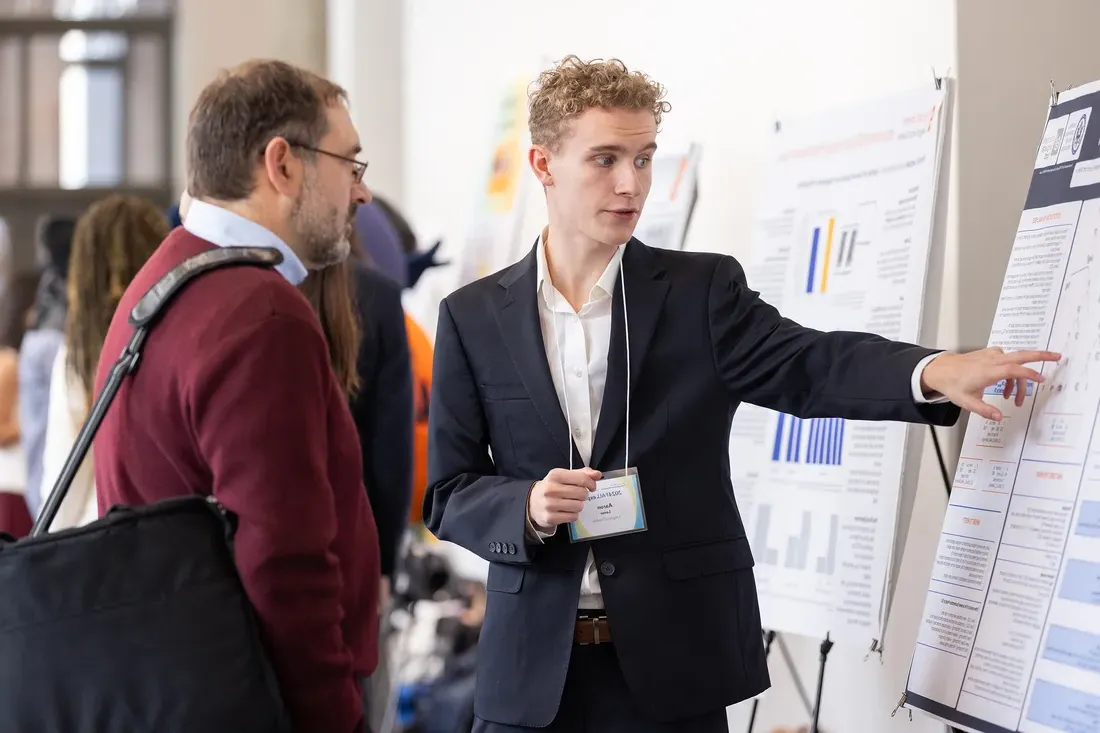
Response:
[424,239,960,726]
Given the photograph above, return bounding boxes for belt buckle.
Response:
[578,616,603,645]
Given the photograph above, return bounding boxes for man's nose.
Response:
[354,181,372,205]
[615,166,641,197]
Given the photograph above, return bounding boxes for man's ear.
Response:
[528,145,553,187]
[261,137,299,197]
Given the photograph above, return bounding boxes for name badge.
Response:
[568,467,648,542]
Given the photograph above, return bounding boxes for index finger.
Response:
[557,469,599,490]
[1002,350,1061,364]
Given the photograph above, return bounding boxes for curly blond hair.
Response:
[528,55,670,150]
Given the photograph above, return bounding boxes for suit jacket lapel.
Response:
[493,240,581,467]
[591,240,669,469]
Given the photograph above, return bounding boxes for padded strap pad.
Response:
[129,246,283,328]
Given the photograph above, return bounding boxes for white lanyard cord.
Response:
[549,248,630,475]
[551,301,574,472]
[620,256,630,474]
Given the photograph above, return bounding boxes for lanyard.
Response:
[550,252,630,474]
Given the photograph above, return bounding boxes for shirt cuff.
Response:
[912,352,950,404]
[525,482,556,543]
[525,515,556,543]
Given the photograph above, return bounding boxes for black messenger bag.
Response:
[0,247,293,733]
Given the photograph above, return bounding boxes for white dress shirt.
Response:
[527,229,946,610]
[183,198,309,286]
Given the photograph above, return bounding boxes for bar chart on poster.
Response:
[903,78,1100,733]
[729,82,951,647]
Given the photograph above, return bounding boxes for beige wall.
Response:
[172,0,328,190]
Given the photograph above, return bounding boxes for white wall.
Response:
[327,0,405,207]
[402,1,957,731]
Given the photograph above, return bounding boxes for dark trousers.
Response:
[472,643,729,733]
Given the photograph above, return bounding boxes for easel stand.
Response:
[744,629,814,733]
[929,425,967,733]
[745,630,777,733]
[809,634,833,733]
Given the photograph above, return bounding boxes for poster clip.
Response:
[1050,79,1060,107]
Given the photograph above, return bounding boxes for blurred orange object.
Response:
[406,312,433,525]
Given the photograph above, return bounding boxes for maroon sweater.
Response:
[94,229,380,733]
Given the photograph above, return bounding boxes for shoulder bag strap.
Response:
[31,246,284,536]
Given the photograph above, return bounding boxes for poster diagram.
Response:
[729,83,950,647]
[456,75,533,288]
[903,79,1100,733]
[632,143,701,251]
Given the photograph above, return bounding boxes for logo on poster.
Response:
[1073,115,1088,155]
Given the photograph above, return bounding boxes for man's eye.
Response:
[635,157,650,169]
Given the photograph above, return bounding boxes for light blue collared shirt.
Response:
[183,199,308,286]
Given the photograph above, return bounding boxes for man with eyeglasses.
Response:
[93,59,380,733]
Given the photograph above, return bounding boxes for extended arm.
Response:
[708,255,960,426]
[423,298,537,564]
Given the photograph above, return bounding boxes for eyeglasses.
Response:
[285,140,369,183]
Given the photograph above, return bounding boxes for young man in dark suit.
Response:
[424,56,1058,732]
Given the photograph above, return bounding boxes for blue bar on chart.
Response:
[806,227,821,293]
[772,415,845,465]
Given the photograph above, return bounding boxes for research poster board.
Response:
[455,74,533,289]
[728,83,951,648]
[904,79,1100,733]
[632,143,701,251]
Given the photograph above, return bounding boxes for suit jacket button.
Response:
[494,542,503,553]
[488,542,497,553]
[599,561,616,576]
[507,543,516,554]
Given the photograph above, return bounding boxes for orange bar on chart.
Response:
[820,218,836,292]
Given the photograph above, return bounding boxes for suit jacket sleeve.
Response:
[707,255,960,426]
[351,273,413,578]
[423,297,536,564]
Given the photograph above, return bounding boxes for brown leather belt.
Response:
[574,614,612,645]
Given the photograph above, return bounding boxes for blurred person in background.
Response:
[19,215,75,517]
[92,59,380,733]
[354,202,407,288]
[344,227,412,593]
[371,193,447,290]
[368,194,441,528]
[0,341,26,537]
[41,195,168,530]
